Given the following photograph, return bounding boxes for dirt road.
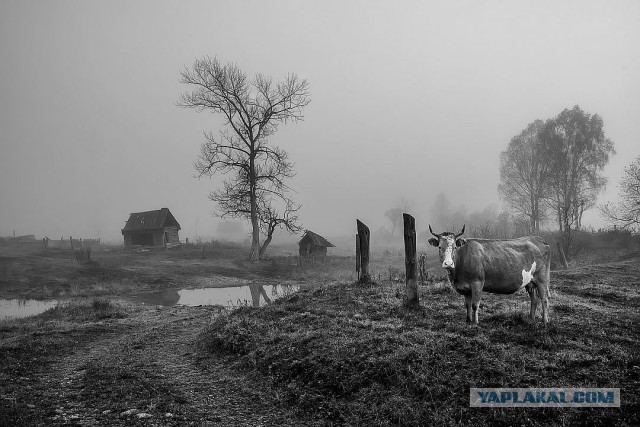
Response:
[2,303,306,426]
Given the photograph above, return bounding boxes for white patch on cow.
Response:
[521,261,537,287]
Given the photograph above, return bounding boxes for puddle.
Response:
[129,284,300,308]
[0,284,303,319]
[0,299,59,320]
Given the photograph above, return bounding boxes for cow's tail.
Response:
[544,246,552,298]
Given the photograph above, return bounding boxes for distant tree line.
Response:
[498,105,615,258]
[425,194,529,241]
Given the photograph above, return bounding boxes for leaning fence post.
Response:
[356,219,371,283]
[355,234,361,281]
[403,213,419,308]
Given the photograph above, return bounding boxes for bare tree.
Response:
[429,193,451,231]
[498,119,552,234]
[542,105,615,256]
[258,197,303,258]
[384,198,412,237]
[384,208,403,237]
[178,57,310,260]
[600,155,640,231]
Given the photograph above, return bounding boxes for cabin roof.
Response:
[122,208,181,232]
[299,230,335,248]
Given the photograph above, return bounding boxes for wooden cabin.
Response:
[298,230,335,257]
[121,208,181,247]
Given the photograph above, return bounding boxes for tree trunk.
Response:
[258,228,274,259]
[556,241,569,269]
[249,156,260,261]
[403,213,419,309]
[531,199,540,236]
[356,220,371,283]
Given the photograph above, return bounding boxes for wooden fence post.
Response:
[403,213,419,308]
[355,234,361,281]
[356,220,371,283]
[70,236,74,250]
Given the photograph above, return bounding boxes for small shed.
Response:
[298,230,335,257]
[121,208,181,247]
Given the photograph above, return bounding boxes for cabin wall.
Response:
[163,226,180,244]
[152,231,164,246]
[123,230,165,246]
[299,242,328,257]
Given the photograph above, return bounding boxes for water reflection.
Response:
[0,285,301,319]
[133,284,299,308]
[0,299,59,320]
[128,289,181,306]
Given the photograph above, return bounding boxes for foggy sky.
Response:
[1,0,639,243]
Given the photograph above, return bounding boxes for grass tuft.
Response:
[41,299,127,321]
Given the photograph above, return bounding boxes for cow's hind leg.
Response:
[525,282,538,321]
[464,294,473,324]
[538,282,550,325]
[470,281,483,325]
[533,263,551,325]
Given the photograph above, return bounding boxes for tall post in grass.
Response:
[355,234,361,280]
[356,220,371,283]
[403,213,419,308]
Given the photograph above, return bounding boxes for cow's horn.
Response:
[455,224,466,238]
[429,225,441,238]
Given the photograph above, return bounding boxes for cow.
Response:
[428,224,551,325]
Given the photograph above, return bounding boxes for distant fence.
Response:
[268,254,340,269]
[44,237,101,249]
[0,236,101,252]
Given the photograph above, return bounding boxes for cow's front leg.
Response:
[464,294,473,324]
[525,283,538,321]
[470,281,483,325]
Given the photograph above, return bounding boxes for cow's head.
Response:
[428,225,466,269]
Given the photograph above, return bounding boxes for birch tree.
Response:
[543,106,615,256]
[498,119,552,234]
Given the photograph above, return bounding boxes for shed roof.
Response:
[122,208,181,232]
[299,230,335,248]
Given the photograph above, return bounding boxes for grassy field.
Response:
[197,257,640,426]
[0,244,443,300]
[1,245,639,425]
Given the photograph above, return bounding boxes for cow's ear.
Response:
[428,238,439,247]
[456,238,467,247]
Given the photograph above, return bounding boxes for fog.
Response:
[1,1,638,243]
